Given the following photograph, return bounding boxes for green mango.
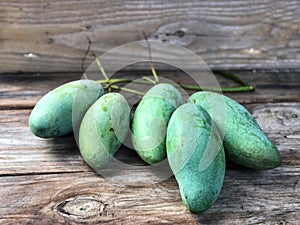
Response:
[29,80,104,138]
[79,93,130,170]
[166,103,225,213]
[188,91,281,170]
[132,83,183,164]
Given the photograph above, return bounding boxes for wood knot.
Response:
[152,22,193,46]
[56,196,107,219]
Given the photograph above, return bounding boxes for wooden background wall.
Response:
[1,0,299,73]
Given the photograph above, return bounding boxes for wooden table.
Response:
[0,70,299,224]
[1,0,300,224]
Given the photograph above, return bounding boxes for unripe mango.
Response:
[79,93,130,170]
[166,103,225,213]
[188,91,281,170]
[29,80,104,138]
[132,83,183,164]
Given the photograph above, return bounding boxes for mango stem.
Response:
[142,76,156,85]
[109,85,145,96]
[96,78,253,93]
[95,58,109,81]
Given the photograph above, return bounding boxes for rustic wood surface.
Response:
[1,0,300,73]
[0,71,299,224]
[1,70,300,109]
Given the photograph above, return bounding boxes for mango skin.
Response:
[79,93,130,170]
[29,80,104,138]
[166,103,225,213]
[188,91,281,170]
[132,83,183,164]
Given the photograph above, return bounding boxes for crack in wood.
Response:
[81,36,92,72]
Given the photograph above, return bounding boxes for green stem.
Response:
[93,46,253,93]
[97,78,254,93]
[213,70,247,86]
[142,76,156,85]
[179,83,254,92]
[97,78,151,86]
[221,85,254,92]
[97,78,132,85]
[150,62,159,83]
[95,58,109,81]
[110,85,145,96]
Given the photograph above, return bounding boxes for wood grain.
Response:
[1,0,299,73]
[0,103,299,177]
[0,102,299,224]
[0,70,300,109]
[0,73,81,109]
[0,164,299,224]
[0,168,300,224]
[1,69,300,224]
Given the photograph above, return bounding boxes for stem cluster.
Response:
[93,55,254,96]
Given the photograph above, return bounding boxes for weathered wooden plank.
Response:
[0,73,80,109]
[1,71,300,109]
[0,0,299,73]
[0,102,299,175]
[1,74,299,224]
[0,166,299,224]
